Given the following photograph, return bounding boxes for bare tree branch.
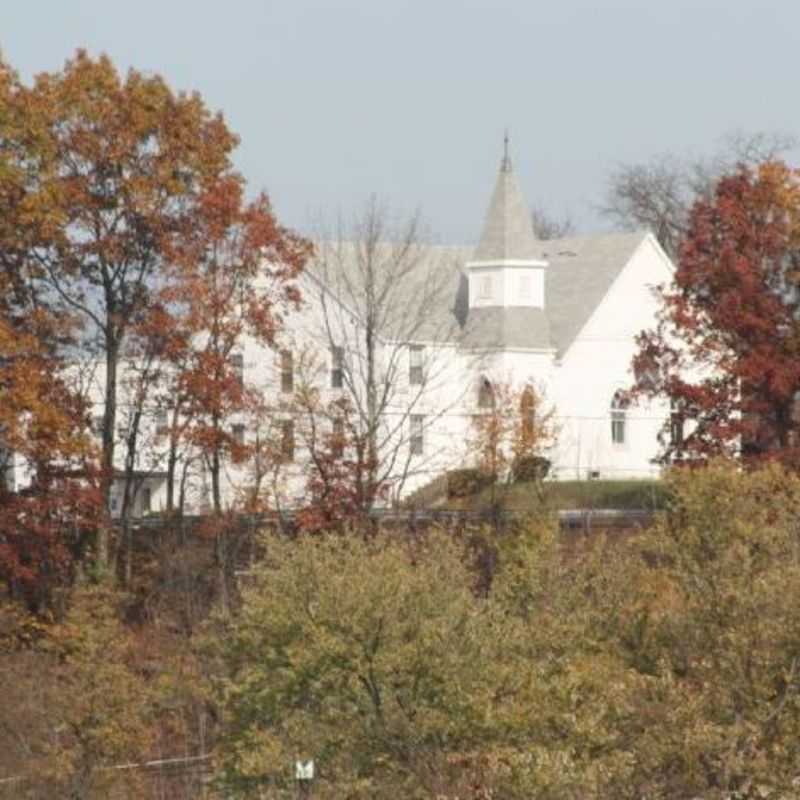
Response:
[530,206,575,241]
[601,130,799,259]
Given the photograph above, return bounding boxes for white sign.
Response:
[295,760,314,780]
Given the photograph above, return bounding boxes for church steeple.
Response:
[466,139,549,314]
[473,135,539,263]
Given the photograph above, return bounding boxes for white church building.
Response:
[230,144,676,508]
[3,146,676,515]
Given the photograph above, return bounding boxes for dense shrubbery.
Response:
[446,467,495,498]
[6,462,800,798]
[510,454,550,482]
[213,461,800,798]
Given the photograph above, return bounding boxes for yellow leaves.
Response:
[0,588,155,797]
[207,463,800,796]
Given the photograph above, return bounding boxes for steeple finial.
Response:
[501,129,512,172]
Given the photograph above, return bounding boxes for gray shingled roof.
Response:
[307,232,649,355]
[542,231,648,356]
[473,161,540,262]
[462,231,646,353]
[460,306,551,350]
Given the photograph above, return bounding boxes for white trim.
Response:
[459,346,557,355]
[644,231,676,275]
[466,258,548,269]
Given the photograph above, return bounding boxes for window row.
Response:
[226,415,428,460]
[225,344,426,393]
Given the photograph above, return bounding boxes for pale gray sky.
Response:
[2,0,799,243]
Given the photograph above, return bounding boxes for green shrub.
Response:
[447,468,494,498]
[511,455,550,483]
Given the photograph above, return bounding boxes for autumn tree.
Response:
[0,311,99,613]
[631,160,800,466]
[0,587,155,798]
[309,198,462,513]
[211,529,526,797]
[211,462,800,798]
[0,57,99,612]
[149,178,306,616]
[112,304,181,583]
[1,51,242,568]
[292,375,375,533]
[602,130,797,258]
[469,380,558,503]
[597,461,800,797]
[162,176,308,515]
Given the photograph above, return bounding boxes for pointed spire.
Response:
[501,128,512,172]
[473,137,539,262]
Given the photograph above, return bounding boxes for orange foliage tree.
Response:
[161,176,310,514]
[0,312,99,613]
[0,59,99,612]
[470,380,558,498]
[1,50,241,567]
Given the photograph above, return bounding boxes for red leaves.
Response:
[0,48,309,585]
[294,394,387,534]
[0,307,100,613]
[633,160,800,465]
[0,477,100,614]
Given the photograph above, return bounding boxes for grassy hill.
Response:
[443,478,669,512]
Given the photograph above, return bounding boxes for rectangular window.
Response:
[281,419,295,462]
[230,353,244,389]
[232,423,245,446]
[141,486,151,514]
[611,411,626,445]
[93,415,104,436]
[331,417,345,458]
[331,346,344,389]
[155,409,168,434]
[409,345,424,385]
[410,414,424,456]
[670,413,684,448]
[281,350,293,393]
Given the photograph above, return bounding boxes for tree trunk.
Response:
[166,438,178,513]
[211,446,222,514]
[215,521,229,617]
[365,319,378,511]
[118,415,143,586]
[98,336,119,571]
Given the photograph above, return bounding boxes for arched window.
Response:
[520,385,536,442]
[478,376,494,409]
[611,390,629,445]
